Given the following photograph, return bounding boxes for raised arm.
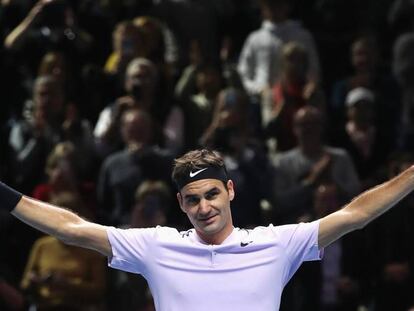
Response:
[1,182,112,257]
[318,165,414,248]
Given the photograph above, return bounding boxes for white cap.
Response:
[345,87,375,107]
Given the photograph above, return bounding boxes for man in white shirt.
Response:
[2,149,414,310]
[238,0,320,95]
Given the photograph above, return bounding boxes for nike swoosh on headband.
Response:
[189,168,208,178]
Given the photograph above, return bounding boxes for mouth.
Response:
[199,214,218,224]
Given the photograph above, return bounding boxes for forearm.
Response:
[344,165,414,228]
[4,16,34,49]
[11,196,84,244]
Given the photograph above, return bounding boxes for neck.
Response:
[196,223,234,245]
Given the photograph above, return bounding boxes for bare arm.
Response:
[11,196,112,257]
[319,165,414,248]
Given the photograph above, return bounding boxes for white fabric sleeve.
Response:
[272,220,322,282]
[106,226,156,274]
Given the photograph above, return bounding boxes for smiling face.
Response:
[177,179,235,244]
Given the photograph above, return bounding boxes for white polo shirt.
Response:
[107,220,322,311]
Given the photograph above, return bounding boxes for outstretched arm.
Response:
[1,182,111,257]
[319,165,414,248]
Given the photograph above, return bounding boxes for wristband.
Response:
[0,182,23,212]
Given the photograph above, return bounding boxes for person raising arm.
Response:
[0,182,111,257]
[318,164,414,248]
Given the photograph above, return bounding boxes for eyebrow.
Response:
[184,187,220,200]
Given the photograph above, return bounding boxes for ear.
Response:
[227,180,235,201]
[177,192,186,213]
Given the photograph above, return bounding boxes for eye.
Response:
[205,190,219,200]
[186,196,200,206]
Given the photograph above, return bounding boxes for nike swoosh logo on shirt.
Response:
[189,168,208,178]
[240,241,253,247]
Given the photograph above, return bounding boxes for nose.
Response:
[198,198,211,216]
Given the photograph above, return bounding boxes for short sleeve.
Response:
[272,220,322,281]
[106,226,156,274]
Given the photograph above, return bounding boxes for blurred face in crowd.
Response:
[347,100,375,126]
[120,109,153,146]
[351,38,378,73]
[33,77,64,120]
[196,67,222,97]
[214,89,247,129]
[178,179,235,244]
[113,22,145,59]
[293,106,323,146]
[125,60,156,100]
[131,194,168,228]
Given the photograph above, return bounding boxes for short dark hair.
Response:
[172,149,227,189]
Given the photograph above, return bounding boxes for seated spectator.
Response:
[20,192,106,311]
[270,106,360,224]
[330,87,392,190]
[281,182,371,311]
[367,153,414,311]
[261,42,325,152]
[104,20,146,80]
[107,180,172,311]
[32,142,97,218]
[200,87,268,227]
[393,31,414,150]
[8,75,65,192]
[97,109,173,226]
[95,57,184,157]
[330,35,401,140]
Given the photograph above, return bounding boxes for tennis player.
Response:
[1,149,413,310]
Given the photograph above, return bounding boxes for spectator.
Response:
[107,180,172,311]
[330,87,393,190]
[4,0,93,77]
[393,32,414,150]
[269,105,360,225]
[261,42,325,152]
[97,109,173,225]
[201,87,268,227]
[238,0,320,96]
[8,75,65,192]
[95,57,184,157]
[32,142,97,218]
[175,59,223,149]
[20,192,106,311]
[367,153,414,311]
[330,35,401,140]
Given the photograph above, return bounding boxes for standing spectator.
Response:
[175,58,223,149]
[238,0,320,96]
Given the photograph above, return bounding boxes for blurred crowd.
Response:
[1,0,414,310]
